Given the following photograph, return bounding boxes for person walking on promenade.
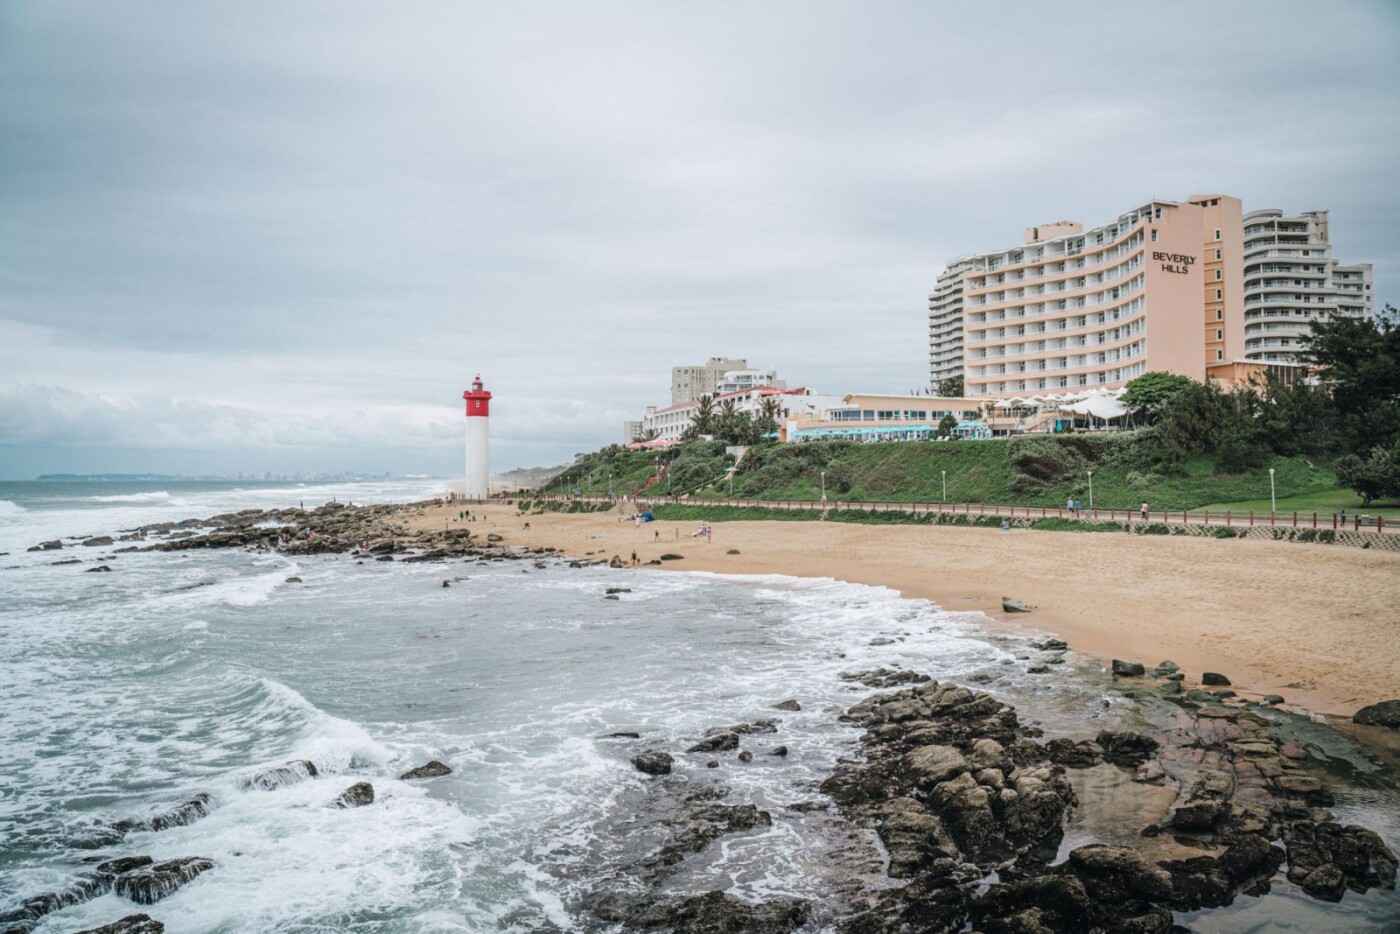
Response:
[1140,502,1149,521]
[1066,497,1074,516]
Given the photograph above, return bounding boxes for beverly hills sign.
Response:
[1152,250,1196,275]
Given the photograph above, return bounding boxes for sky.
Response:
[1,1,1398,478]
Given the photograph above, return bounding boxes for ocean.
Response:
[1,480,1397,932]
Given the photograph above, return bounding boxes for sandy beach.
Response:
[417,501,1400,718]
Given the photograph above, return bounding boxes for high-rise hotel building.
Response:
[955,196,1243,397]
[928,259,975,388]
[1242,209,1373,364]
[932,195,1372,397]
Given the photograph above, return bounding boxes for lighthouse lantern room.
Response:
[463,375,492,499]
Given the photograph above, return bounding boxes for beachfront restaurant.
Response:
[786,393,988,443]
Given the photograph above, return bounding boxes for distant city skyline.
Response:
[1,1,1397,478]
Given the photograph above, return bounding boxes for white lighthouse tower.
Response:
[462,375,492,500]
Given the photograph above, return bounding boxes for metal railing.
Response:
[530,493,1400,534]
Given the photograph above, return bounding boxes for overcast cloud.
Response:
[1,0,1397,477]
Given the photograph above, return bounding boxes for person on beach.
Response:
[1140,502,1149,521]
[630,550,638,568]
[653,529,660,542]
[1066,497,1074,516]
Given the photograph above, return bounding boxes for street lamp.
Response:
[1087,470,1094,511]
[1269,468,1276,515]
[941,469,947,504]
[609,469,613,497]
[821,470,827,503]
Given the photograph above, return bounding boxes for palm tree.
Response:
[718,398,741,442]
[755,397,781,440]
[691,395,717,437]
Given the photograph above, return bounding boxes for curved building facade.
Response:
[1242,209,1373,364]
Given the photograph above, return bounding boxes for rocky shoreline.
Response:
[13,501,1400,932]
[594,666,1397,933]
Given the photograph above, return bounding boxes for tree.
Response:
[937,414,958,438]
[936,375,964,397]
[638,428,659,443]
[754,397,781,441]
[1303,308,1400,456]
[1335,441,1400,506]
[1122,371,1194,422]
[682,395,717,440]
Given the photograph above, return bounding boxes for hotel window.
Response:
[1215,269,1223,280]
[1214,229,1221,240]
[1150,229,1158,242]
[1216,249,1222,260]
[1215,289,1222,300]
[1216,350,1224,361]
[1216,309,1223,320]
[1216,330,1224,341]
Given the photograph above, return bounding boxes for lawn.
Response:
[1202,487,1400,520]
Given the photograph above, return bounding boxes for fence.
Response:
[532,493,1400,536]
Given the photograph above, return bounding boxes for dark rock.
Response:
[241,760,318,790]
[114,858,215,905]
[630,751,674,776]
[1112,660,1145,676]
[1027,665,1051,674]
[1034,638,1069,651]
[659,553,683,560]
[773,699,801,711]
[71,914,165,934]
[592,890,808,933]
[726,548,741,554]
[1202,672,1231,686]
[284,576,302,583]
[376,554,394,561]
[86,565,113,572]
[1158,680,1183,696]
[649,804,772,868]
[608,554,625,568]
[770,745,788,757]
[1095,730,1160,767]
[1214,689,1237,698]
[738,750,754,763]
[1067,844,1171,902]
[973,875,1091,932]
[839,667,930,688]
[706,760,719,768]
[29,539,63,551]
[602,731,641,739]
[1169,770,1233,830]
[904,745,971,787]
[399,760,452,780]
[1045,738,1103,768]
[1153,659,1180,674]
[605,587,631,594]
[486,533,504,542]
[53,557,83,564]
[83,536,115,546]
[1283,821,1398,898]
[687,732,740,753]
[1164,672,1185,681]
[95,857,155,876]
[333,782,375,808]
[112,793,213,833]
[442,580,451,587]
[604,594,619,600]
[1354,699,1400,729]
[1262,694,1285,705]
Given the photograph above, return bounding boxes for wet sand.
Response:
[416,502,1400,718]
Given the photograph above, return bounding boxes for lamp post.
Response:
[609,469,613,497]
[821,470,827,504]
[941,469,947,504]
[1087,470,1094,511]
[1269,468,1276,515]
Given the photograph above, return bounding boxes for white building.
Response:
[639,386,840,442]
[715,368,786,394]
[929,258,978,390]
[1242,208,1374,364]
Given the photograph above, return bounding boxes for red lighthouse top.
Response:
[463,375,492,417]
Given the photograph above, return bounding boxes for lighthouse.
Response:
[462,375,492,500]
